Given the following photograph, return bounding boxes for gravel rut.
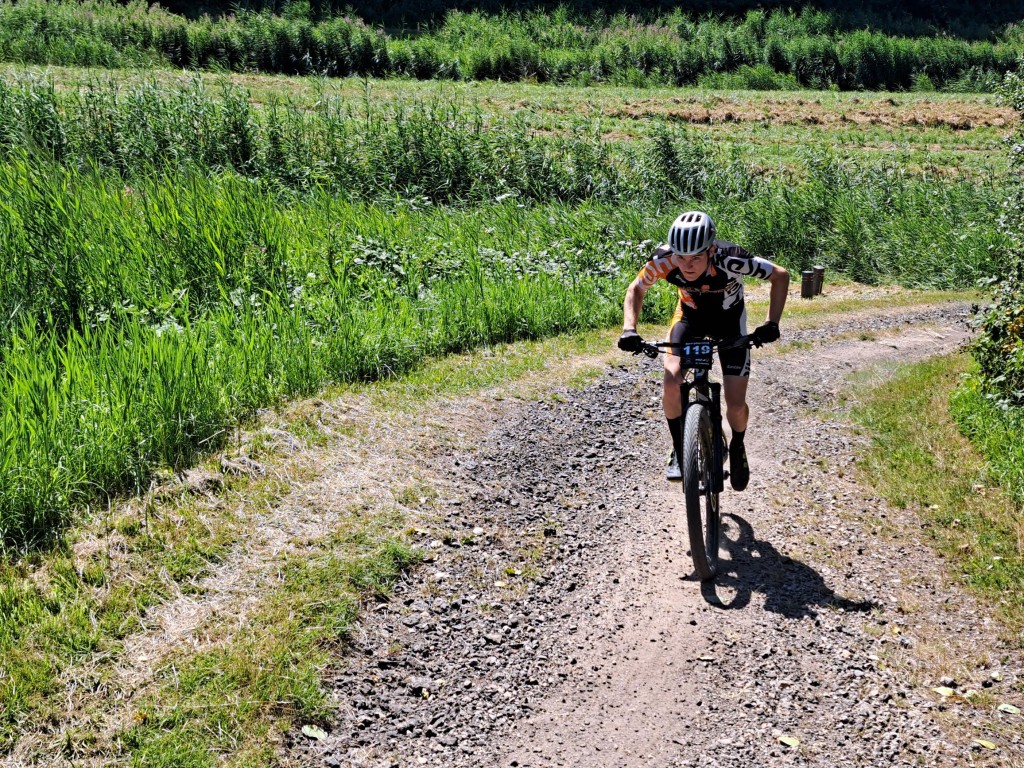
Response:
[294,304,1024,768]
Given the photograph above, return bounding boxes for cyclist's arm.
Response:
[765,263,790,324]
[715,243,789,325]
[622,277,649,331]
[624,248,673,330]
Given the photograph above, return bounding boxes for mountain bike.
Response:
[635,334,760,580]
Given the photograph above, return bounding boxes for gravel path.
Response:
[291,303,1024,768]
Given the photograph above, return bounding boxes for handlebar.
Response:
[634,333,763,359]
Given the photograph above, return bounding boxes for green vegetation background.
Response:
[166,0,1024,37]
[0,2,1021,761]
[0,0,1020,90]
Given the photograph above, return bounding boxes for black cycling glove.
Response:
[753,321,780,345]
[617,329,642,352]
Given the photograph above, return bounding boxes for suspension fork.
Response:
[680,377,726,494]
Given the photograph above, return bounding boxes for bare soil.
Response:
[291,302,1024,768]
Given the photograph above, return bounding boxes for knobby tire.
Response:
[683,403,720,580]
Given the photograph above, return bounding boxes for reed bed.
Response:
[0,1,1015,91]
[0,76,1010,547]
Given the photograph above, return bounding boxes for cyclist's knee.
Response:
[725,399,749,416]
[664,367,685,388]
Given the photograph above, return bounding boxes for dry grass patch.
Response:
[608,97,1014,130]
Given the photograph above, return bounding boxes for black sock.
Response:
[667,417,683,455]
[731,429,745,448]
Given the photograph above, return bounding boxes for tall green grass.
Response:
[0,76,646,202]
[0,76,1011,548]
[0,166,656,547]
[0,78,1005,332]
[0,1,1015,90]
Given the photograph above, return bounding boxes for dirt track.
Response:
[293,303,1024,768]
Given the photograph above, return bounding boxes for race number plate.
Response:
[677,341,714,370]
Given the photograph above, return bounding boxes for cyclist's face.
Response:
[678,245,712,280]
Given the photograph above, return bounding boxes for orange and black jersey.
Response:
[635,240,774,314]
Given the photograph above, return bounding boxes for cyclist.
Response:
[617,211,789,490]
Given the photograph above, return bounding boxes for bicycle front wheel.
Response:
[682,403,721,580]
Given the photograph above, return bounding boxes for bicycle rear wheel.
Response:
[682,403,721,580]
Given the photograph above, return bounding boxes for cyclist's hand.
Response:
[617,329,642,352]
[753,321,780,345]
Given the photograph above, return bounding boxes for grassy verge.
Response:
[120,533,419,768]
[850,353,1024,640]
[951,374,1024,509]
[1,412,419,764]
[0,468,251,751]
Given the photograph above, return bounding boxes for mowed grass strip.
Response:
[0,471,250,752]
[851,354,1024,639]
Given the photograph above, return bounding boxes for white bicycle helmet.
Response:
[668,211,716,256]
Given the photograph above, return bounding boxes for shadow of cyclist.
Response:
[698,513,879,617]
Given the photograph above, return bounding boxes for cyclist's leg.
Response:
[664,351,684,418]
[722,375,749,433]
[663,307,692,480]
[663,305,691,420]
[718,307,752,490]
[717,304,751,432]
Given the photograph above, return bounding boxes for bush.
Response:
[972,258,1024,405]
[697,63,801,90]
[971,66,1024,405]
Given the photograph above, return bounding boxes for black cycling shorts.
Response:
[667,304,750,377]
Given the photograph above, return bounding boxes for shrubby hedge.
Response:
[953,66,1024,508]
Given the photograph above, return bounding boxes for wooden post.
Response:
[813,265,825,296]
